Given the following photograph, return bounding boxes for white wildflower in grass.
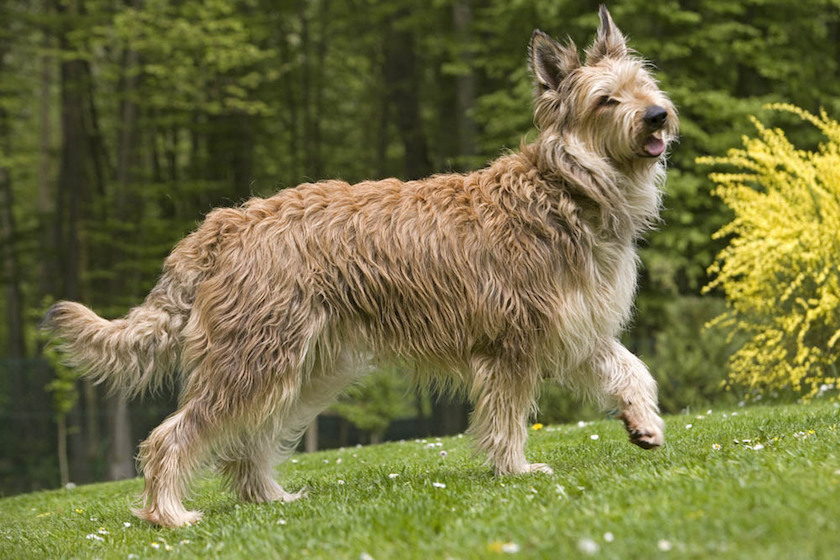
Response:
[337,479,345,485]
[291,459,299,463]
[604,532,615,543]
[577,538,599,555]
[97,527,109,535]
[752,444,765,451]
[123,522,131,528]
[151,542,160,549]
[432,482,446,489]
[685,424,693,429]
[179,539,191,545]
[277,519,287,525]
[388,473,399,479]
[657,539,673,552]
[712,444,721,450]
[590,434,599,441]
[501,542,521,553]
[360,552,374,560]
[85,534,104,542]
[439,450,448,459]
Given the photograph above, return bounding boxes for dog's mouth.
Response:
[642,132,666,158]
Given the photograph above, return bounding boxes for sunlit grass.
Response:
[1,403,839,559]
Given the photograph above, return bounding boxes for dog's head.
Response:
[529,6,678,168]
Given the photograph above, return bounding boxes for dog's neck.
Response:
[521,133,663,241]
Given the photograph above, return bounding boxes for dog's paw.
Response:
[619,411,664,449]
[525,462,554,475]
[132,506,203,528]
[281,487,308,502]
[495,462,554,476]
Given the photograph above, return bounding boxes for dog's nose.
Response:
[643,106,668,129]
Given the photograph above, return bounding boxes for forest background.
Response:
[1,0,838,495]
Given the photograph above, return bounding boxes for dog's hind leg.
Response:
[467,353,552,476]
[585,339,665,449]
[275,349,363,461]
[219,348,362,502]
[218,428,305,504]
[133,400,217,528]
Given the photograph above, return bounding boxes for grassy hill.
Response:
[1,403,839,559]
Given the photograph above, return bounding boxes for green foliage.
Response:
[331,366,414,439]
[2,403,839,559]
[702,105,840,400]
[43,345,80,418]
[643,297,741,414]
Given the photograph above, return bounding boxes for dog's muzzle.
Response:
[641,105,668,157]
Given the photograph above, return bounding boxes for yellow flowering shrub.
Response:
[700,104,840,399]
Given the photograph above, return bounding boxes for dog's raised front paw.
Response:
[619,412,664,449]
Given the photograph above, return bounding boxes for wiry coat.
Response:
[43,6,678,528]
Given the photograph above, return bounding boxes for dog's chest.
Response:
[555,238,638,347]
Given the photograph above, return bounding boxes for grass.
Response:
[1,402,839,559]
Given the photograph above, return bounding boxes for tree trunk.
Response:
[38,0,57,298]
[383,13,431,180]
[300,0,323,178]
[106,395,135,480]
[452,0,477,170]
[104,19,143,481]
[305,417,318,452]
[57,0,94,483]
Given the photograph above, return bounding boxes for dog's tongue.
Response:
[645,136,666,157]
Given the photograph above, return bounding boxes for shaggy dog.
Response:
[43,6,678,527]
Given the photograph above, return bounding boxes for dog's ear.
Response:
[586,5,627,63]
[529,31,580,91]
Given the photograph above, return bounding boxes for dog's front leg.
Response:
[589,339,665,449]
[467,355,553,475]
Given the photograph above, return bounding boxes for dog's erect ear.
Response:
[529,30,581,91]
[586,5,627,63]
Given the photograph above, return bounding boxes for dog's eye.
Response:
[598,96,619,107]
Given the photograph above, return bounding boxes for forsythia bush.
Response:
[701,104,840,399]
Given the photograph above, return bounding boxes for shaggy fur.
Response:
[42,6,678,528]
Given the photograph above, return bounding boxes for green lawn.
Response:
[1,403,839,559]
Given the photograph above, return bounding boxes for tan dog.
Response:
[43,6,678,528]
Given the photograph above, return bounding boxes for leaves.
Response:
[703,105,840,399]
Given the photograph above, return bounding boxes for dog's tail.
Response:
[41,207,242,396]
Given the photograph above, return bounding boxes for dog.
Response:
[43,6,678,527]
